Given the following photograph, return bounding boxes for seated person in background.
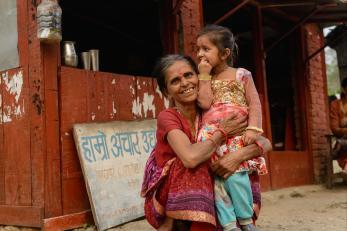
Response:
[329,78,347,174]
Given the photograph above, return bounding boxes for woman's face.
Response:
[164,60,198,105]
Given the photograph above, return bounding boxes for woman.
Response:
[141,55,271,231]
[330,78,347,174]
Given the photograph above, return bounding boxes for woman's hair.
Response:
[198,24,238,66]
[152,54,197,95]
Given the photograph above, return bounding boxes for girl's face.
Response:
[197,35,224,68]
[164,60,199,106]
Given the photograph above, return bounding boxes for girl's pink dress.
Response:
[198,68,267,175]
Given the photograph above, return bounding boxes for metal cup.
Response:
[63,41,78,67]
[64,55,78,67]
[63,41,77,57]
[81,52,91,70]
[89,49,99,71]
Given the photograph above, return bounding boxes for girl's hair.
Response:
[198,24,238,66]
[152,54,197,95]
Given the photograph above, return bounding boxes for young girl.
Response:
[196,25,267,231]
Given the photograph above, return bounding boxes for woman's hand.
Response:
[211,136,272,179]
[255,136,272,154]
[211,150,243,179]
[219,111,248,137]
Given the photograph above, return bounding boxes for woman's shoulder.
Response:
[158,108,178,118]
[157,108,182,125]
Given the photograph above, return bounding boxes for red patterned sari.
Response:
[141,108,216,229]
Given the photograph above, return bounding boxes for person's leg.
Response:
[214,176,238,230]
[224,172,254,227]
[249,171,261,221]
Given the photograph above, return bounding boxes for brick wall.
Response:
[305,24,330,183]
[180,0,203,59]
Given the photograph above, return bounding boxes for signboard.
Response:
[73,120,156,231]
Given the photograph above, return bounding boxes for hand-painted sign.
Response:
[73,120,156,231]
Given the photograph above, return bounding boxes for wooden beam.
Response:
[307,18,347,23]
[42,210,94,231]
[0,205,43,227]
[265,3,337,54]
[213,0,251,25]
[263,7,299,22]
[261,2,316,8]
[173,0,185,15]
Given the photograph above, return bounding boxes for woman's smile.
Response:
[181,86,195,95]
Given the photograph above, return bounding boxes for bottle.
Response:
[37,0,62,43]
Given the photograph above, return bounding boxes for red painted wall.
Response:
[59,67,167,214]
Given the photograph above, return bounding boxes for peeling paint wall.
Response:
[0,70,25,123]
[59,67,169,213]
[0,0,19,71]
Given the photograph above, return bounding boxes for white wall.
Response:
[0,0,19,71]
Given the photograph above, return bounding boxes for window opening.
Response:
[60,0,164,76]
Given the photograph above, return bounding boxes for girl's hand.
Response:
[198,58,212,75]
[219,111,247,137]
[242,130,260,145]
[211,151,242,179]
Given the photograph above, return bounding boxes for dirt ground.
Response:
[0,184,345,231]
[109,183,347,231]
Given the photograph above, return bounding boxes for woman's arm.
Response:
[166,112,248,169]
[211,136,272,178]
[167,129,224,168]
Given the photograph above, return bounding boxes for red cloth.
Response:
[330,100,347,168]
[190,222,215,231]
[154,108,195,167]
[143,108,216,229]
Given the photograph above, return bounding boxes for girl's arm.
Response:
[197,79,213,110]
[243,70,262,130]
[197,58,214,110]
[211,136,272,178]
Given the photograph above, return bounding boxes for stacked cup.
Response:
[81,49,99,71]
